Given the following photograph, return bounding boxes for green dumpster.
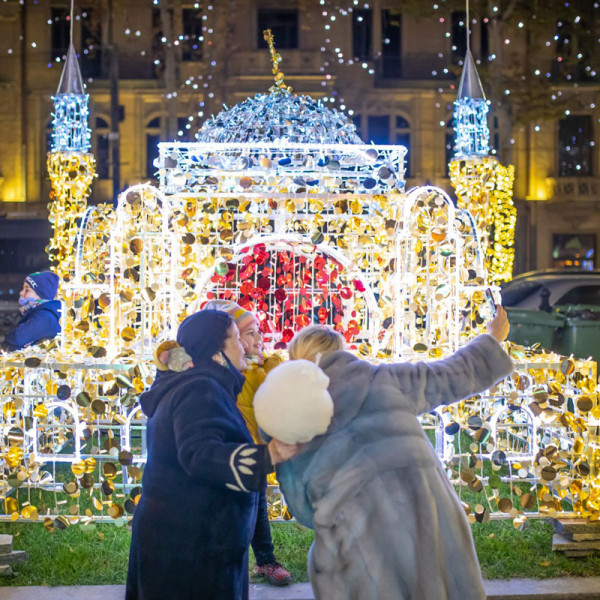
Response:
[555,305,600,363]
[506,308,565,352]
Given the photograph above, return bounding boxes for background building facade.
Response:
[0,0,598,291]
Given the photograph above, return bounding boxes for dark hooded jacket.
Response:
[2,300,61,351]
[126,358,273,600]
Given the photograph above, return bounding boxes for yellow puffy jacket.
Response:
[237,354,283,443]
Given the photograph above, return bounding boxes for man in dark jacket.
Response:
[1,271,61,351]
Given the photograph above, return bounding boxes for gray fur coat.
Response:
[276,334,514,600]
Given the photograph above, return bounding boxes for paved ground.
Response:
[0,579,600,600]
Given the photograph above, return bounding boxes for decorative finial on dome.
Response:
[263,29,293,94]
[196,29,362,144]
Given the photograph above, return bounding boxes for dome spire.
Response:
[263,29,293,94]
[197,29,362,144]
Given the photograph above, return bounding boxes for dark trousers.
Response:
[251,482,276,566]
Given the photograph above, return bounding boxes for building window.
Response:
[257,9,298,49]
[380,11,402,78]
[480,19,489,61]
[352,9,372,61]
[81,8,102,78]
[182,7,203,61]
[554,16,595,82]
[146,117,161,179]
[176,116,195,141]
[555,21,573,59]
[451,11,467,64]
[51,7,70,60]
[490,113,499,155]
[445,116,455,175]
[367,115,389,145]
[352,114,363,140]
[364,115,410,174]
[552,234,595,270]
[558,115,594,177]
[152,8,168,79]
[0,240,18,275]
[94,117,110,180]
[0,238,49,275]
[395,115,411,178]
[146,134,160,179]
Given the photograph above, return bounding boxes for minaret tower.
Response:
[453,50,490,158]
[47,5,96,285]
[449,5,516,284]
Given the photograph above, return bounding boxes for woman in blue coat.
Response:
[279,308,513,600]
[126,310,298,600]
[1,271,61,351]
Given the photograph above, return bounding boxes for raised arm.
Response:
[382,308,513,415]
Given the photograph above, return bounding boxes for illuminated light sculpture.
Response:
[0,33,598,527]
[449,49,517,284]
[453,51,490,158]
[51,42,91,154]
[47,41,96,284]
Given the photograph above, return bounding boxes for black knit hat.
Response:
[176,310,233,364]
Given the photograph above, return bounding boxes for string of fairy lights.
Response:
[4,59,600,529]
[4,4,596,82]
[162,1,599,144]
[0,1,592,153]
[0,10,598,531]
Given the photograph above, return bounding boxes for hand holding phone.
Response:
[484,287,498,318]
[486,305,510,342]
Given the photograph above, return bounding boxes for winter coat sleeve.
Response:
[236,367,264,443]
[173,384,274,493]
[381,334,514,415]
[237,354,284,443]
[256,419,316,527]
[276,459,315,529]
[4,310,58,350]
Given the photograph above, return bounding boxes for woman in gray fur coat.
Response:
[278,308,513,600]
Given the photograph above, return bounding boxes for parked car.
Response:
[500,269,600,310]
[500,269,600,362]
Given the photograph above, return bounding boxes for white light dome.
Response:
[197,89,363,145]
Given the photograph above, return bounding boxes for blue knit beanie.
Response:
[176,310,233,364]
[25,271,59,300]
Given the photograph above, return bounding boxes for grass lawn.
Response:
[0,519,599,586]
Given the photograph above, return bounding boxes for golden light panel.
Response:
[449,157,517,284]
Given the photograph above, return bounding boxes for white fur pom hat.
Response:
[253,359,334,445]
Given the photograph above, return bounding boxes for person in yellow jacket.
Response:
[154,301,293,587]
[204,300,292,586]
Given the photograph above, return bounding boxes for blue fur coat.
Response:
[277,334,513,600]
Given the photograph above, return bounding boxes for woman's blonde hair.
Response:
[288,325,345,363]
